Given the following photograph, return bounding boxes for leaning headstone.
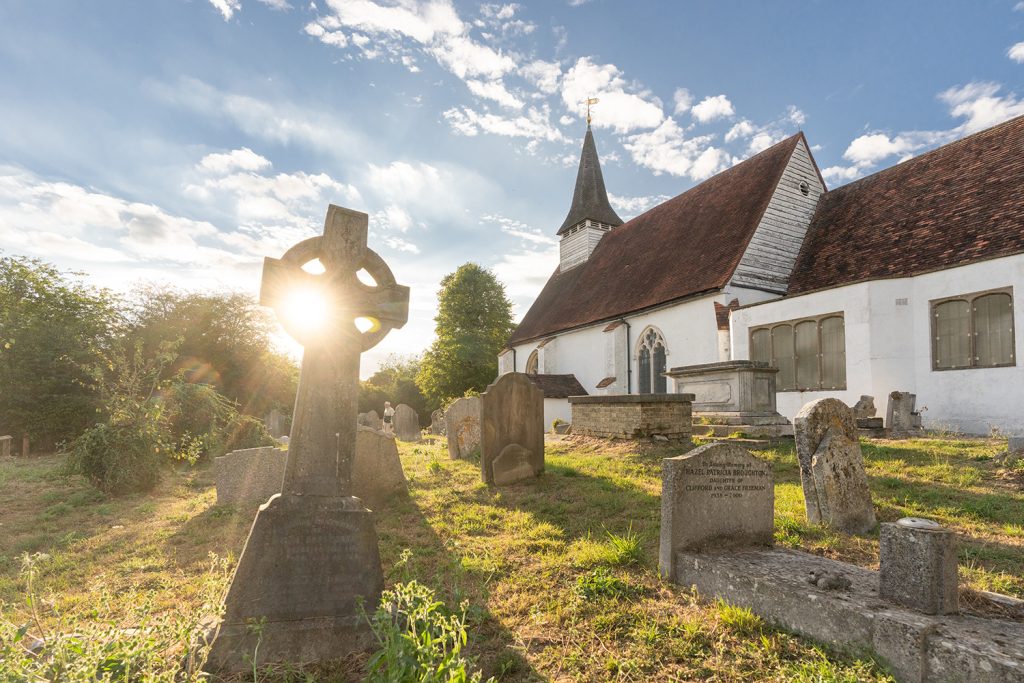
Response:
[393,404,420,441]
[659,442,773,578]
[214,446,286,504]
[429,409,445,435]
[207,205,410,671]
[852,395,875,420]
[0,435,11,458]
[879,517,958,615]
[480,373,544,486]
[445,396,481,459]
[886,391,923,438]
[352,426,407,507]
[793,398,877,534]
[366,409,381,430]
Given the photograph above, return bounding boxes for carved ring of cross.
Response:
[270,235,405,351]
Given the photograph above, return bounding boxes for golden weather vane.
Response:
[583,96,599,125]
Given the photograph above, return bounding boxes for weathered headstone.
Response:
[794,398,877,534]
[207,205,409,671]
[852,395,875,420]
[879,517,958,615]
[393,404,420,441]
[214,446,286,504]
[1010,436,1024,453]
[886,391,923,438]
[480,373,544,486]
[445,396,481,459]
[0,435,11,458]
[21,435,28,457]
[429,409,445,435]
[351,425,407,507]
[659,442,773,578]
[366,409,381,430]
[215,429,406,508]
[264,408,287,438]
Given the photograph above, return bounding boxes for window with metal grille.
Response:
[750,312,846,391]
[636,327,668,394]
[931,288,1014,370]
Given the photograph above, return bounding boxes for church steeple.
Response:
[557,125,623,235]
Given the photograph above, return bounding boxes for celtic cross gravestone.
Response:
[207,205,409,670]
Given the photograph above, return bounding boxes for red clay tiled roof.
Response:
[789,115,1024,294]
[508,134,803,345]
[525,374,588,398]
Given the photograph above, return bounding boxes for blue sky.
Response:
[1,0,1023,376]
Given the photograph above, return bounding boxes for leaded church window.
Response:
[525,350,539,375]
[637,327,668,394]
[932,288,1014,370]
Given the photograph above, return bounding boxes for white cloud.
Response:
[724,120,755,142]
[465,79,523,109]
[1009,42,1024,63]
[482,213,556,246]
[622,118,722,179]
[197,147,272,174]
[1015,2,1024,11]
[520,60,561,95]
[146,77,365,157]
[257,0,292,9]
[492,246,558,305]
[672,88,692,115]
[691,94,735,123]
[208,0,240,20]
[443,106,565,141]
[428,35,516,80]
[607,192,671,218]
[824,81,1024,185]
[560,57,664,133]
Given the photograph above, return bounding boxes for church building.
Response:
[499,115,1024,435]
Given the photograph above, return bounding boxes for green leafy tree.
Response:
[125,286,298,419]
[360,354,430,421]
[0,255,121,448]
[416,264,514,406]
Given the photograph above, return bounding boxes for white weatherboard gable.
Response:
[731,137,823,293]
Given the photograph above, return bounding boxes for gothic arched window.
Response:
[637,327,668,394]
[525,350,539,375]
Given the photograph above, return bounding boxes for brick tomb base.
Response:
[568,394,694,439]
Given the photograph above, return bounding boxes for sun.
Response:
[280,286,331,339]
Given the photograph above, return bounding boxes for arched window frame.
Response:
[635,326,669,394]
[525,350,539,375]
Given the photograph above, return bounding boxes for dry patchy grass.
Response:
[1,433,1020,680]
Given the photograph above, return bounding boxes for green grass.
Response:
[1,433,1020,680]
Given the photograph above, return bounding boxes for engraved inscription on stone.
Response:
[680,460,771,500]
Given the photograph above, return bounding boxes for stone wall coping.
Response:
[665,360,777,376]
[568,393,695,405]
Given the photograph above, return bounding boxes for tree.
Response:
[360,354,430,420]
[416,264,514,406]
[0,255,121,448]
[125,286,299,419]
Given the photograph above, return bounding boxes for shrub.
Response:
[66,401,169,494]
[367,580,493,682]
[164,380,275,462]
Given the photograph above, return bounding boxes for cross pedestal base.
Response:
[206,494,382,671]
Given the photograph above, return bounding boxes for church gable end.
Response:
[731,136,824,293]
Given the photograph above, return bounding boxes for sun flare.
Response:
[281,286,330,338]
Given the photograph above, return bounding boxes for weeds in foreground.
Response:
[0,552,229,682]
[367,580,493,683]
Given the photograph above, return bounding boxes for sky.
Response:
[1,1,1023,377]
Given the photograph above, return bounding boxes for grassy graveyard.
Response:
[0,435,1021,681]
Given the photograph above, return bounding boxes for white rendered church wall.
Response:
[731,255,1024,434]
[544,398,572,427]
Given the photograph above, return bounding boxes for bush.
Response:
[367,580,493,683]
[164,380,275,461]
[66,402,169,495]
